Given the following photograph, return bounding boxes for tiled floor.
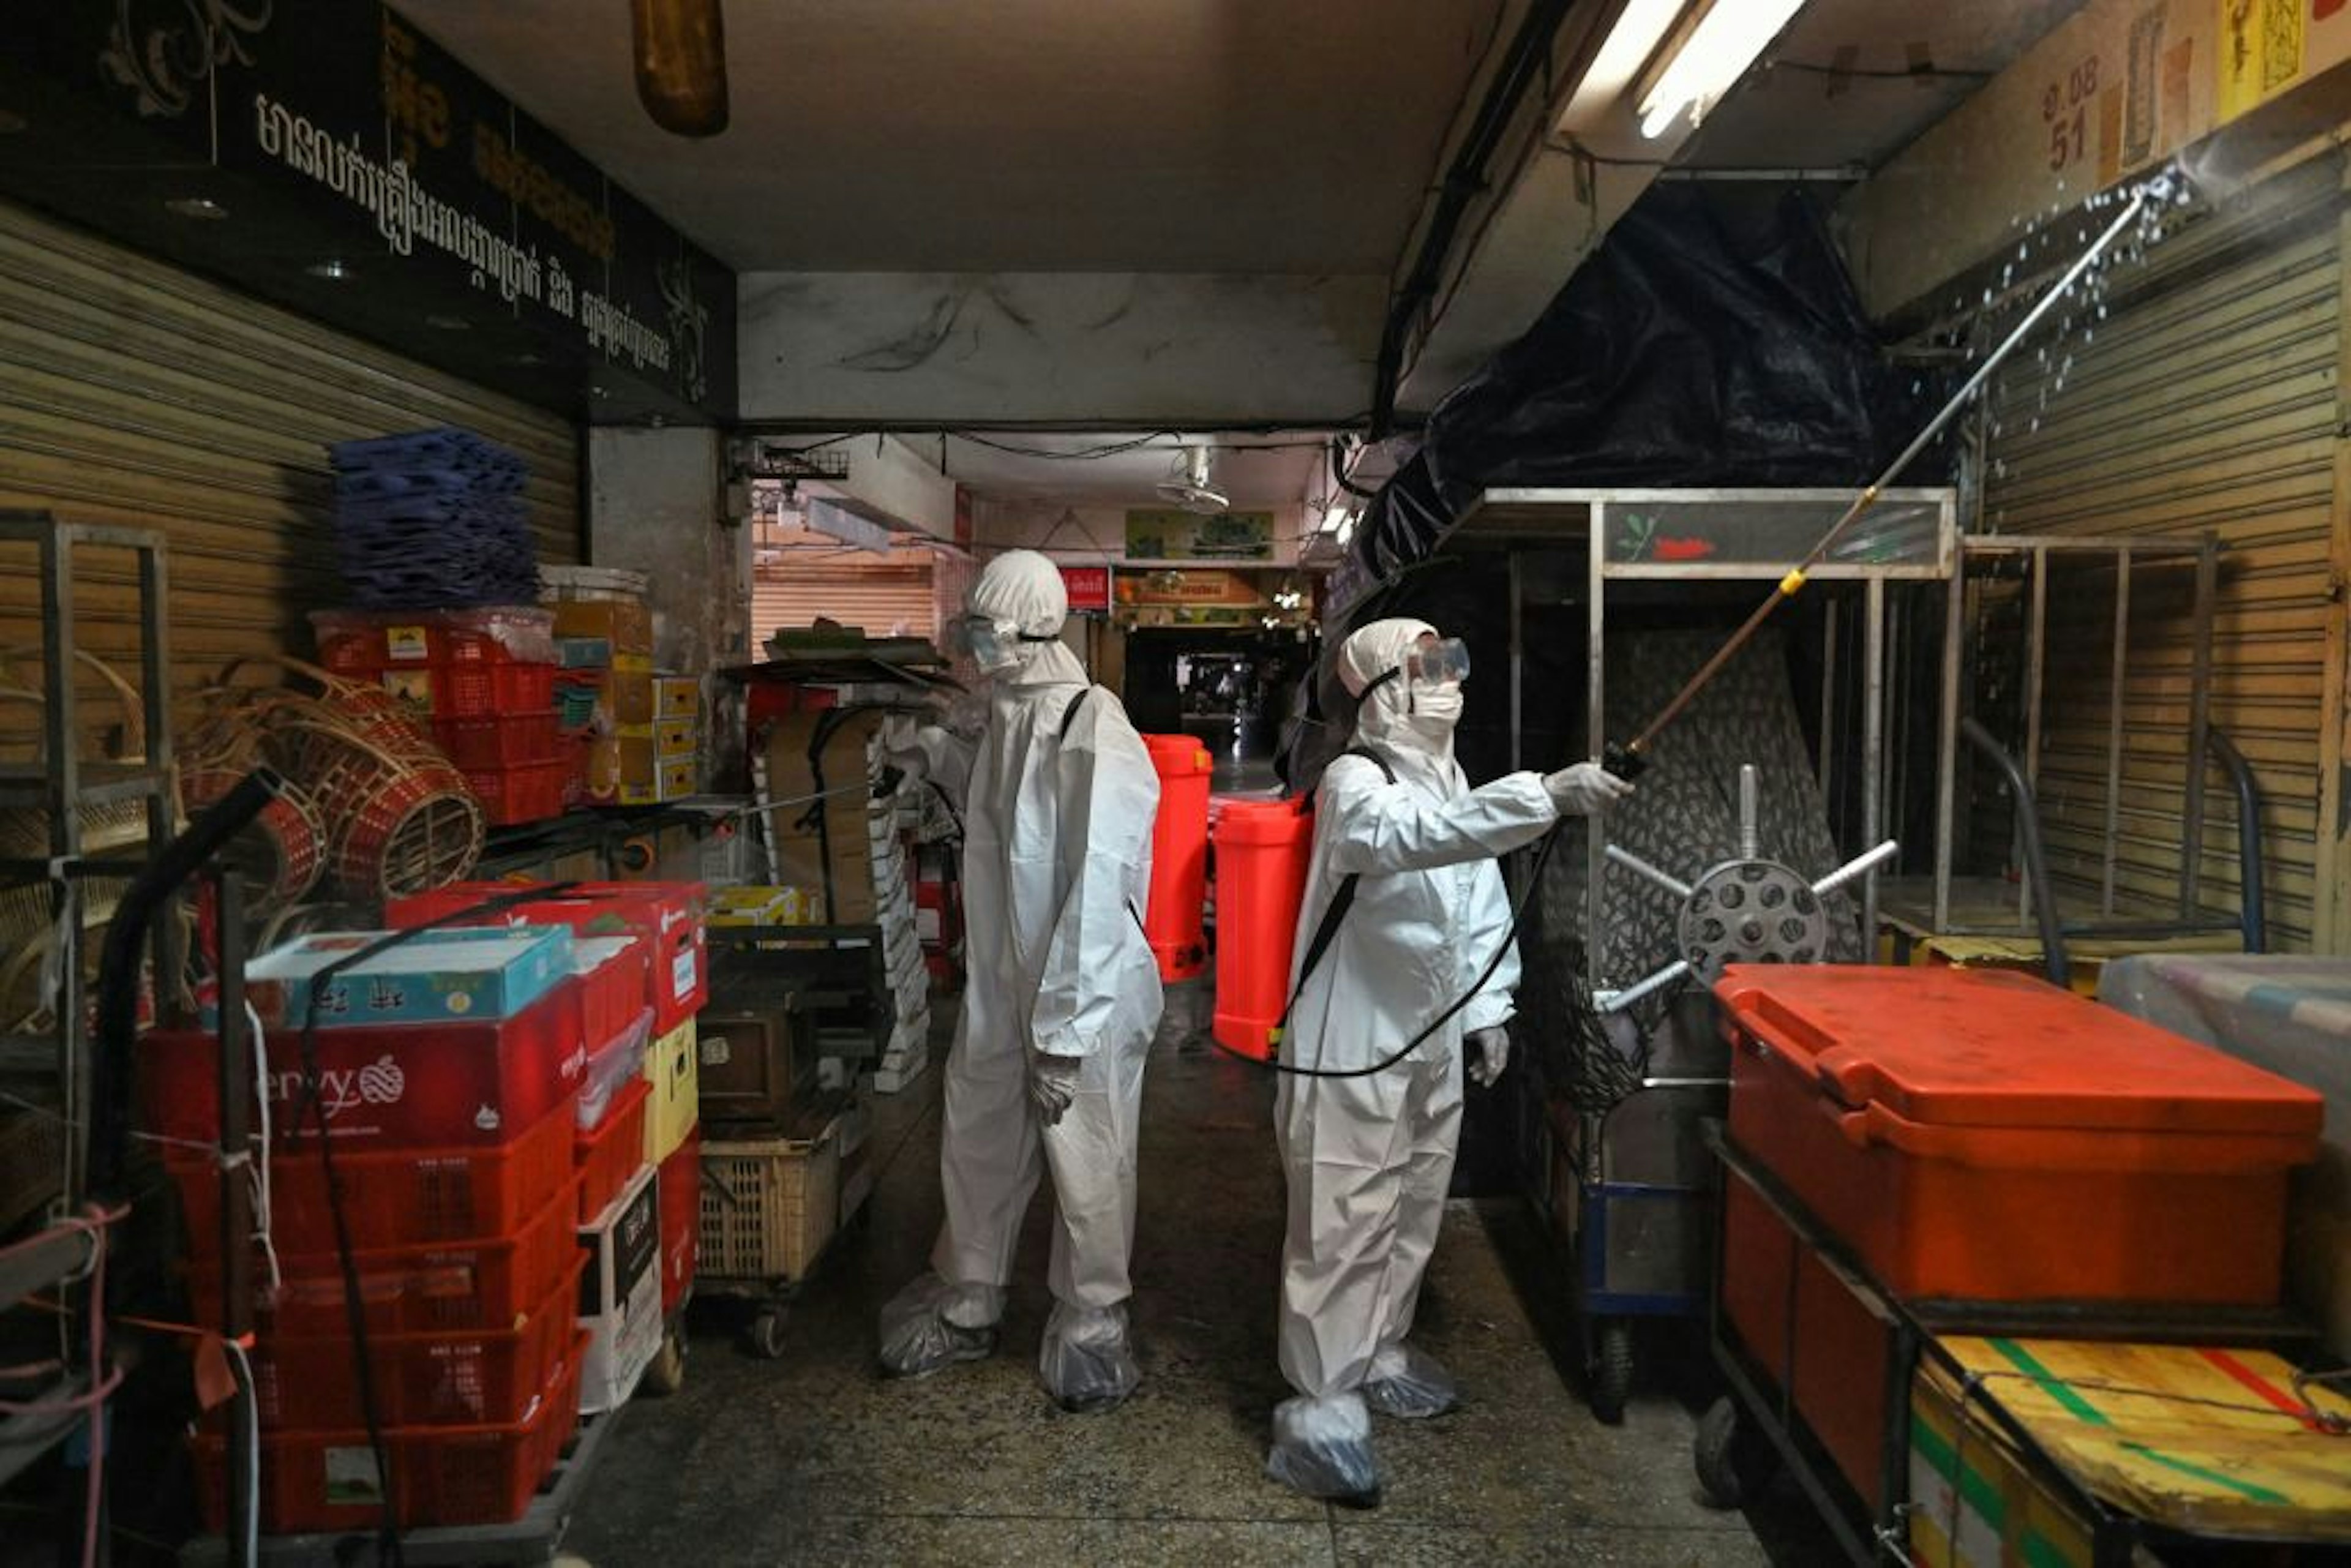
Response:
[564,997,1821,1566]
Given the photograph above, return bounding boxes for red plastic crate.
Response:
[141,978,587,1149]
[656,1134,698,1317]
[194,1330,587,1535]
[434,713,560,770]
[388,882,709,1035]
[438,662,557,720]
[169,1096,578,1254]
[574,1077,651,1223]
[190,1177,585,1336]
[240,1252,585,1430]
[577,937,652,1053]
[465,760,569,827]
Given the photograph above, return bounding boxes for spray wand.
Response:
[1603,179,2164,779]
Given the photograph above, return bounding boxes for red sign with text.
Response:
[1060,565,1111,613]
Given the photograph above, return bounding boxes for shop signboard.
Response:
[1059,564,1111,613]
[4,1,735,421]
[1124,509,1275,561]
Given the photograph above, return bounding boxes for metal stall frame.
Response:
[1884,530,2243,951]
[1442,486,1959,996]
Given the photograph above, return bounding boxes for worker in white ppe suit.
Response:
[1267,617,1631,1504]
[878,550,1164,1411]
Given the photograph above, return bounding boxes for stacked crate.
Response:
[310,606,566,827]
[869,787,929,1093]
[144,927,593,1536]
[386,882,711,1411]
[547,576,670,806]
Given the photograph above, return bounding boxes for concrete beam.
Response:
[738,272,1384,427]
[587,427,752,673]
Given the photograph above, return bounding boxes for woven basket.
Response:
[204,656,482,900]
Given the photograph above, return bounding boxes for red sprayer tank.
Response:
[1141,735,1213,981]
[1210,797,1314,1060]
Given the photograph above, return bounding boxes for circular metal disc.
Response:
[1678,858,1826,981]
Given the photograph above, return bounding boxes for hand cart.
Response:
[1695,1124,2341,1565]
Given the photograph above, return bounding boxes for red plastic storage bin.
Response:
[239,1252,585,1430]
[170,1095,579,1253]
[1141,735,1213,982]
[388,882,709,1033]
[434,713,560,770]
[1209,798,1314,1060]
[465,760,569,827]
[576,937,653,1054]
[656,1133,699,1317]
[194,1332,587,1535]
[141,978,587,1149]
[439,661,557,721]
[1715,965,2324,1305]
[190,1177,585,1335]
[574,1077,652,1223]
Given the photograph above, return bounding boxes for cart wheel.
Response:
[1587,1319,1634,1426]
[748,1306,790,1360]
[1693,1396,1772,1509]
[642,1326,687,1396]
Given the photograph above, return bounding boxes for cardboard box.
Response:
[653,676,699,721]
[243,926,576,1028]
[552,598,653,657]
[659,756,697,800]
[643,1017,700,1166]
[579,1162,661,1414]
[708,887,789,926]
[763,712,885,924]
[697,1011,797,1127]
[654,717,698,758]
[387,880,708,1035]
[656,1135,698,1318]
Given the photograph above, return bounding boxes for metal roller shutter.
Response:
[0,198,581,752]
[1979,151,2342,951]
[751,520,937,647]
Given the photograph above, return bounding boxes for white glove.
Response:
[1545,761,1634,815]
[1465,1026,1510,1087]
[1027,1050,1081,1127]
[880,714,933,784]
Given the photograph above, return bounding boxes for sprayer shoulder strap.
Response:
[1058,685,1098,740]
[1272,747,1397,1043]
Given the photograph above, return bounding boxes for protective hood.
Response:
[970,549,1087,686]
[1338,617,1449,760]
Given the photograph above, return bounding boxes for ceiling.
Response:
[929,430,1333,509]
[394,0,1511,274]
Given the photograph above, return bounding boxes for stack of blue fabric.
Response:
[328,427,538,608]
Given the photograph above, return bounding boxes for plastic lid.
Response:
[1212,797,1313,846]
[1717,965,2323,1138]
[1142,733,1213,773]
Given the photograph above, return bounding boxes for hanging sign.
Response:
[1124,509,1275,561]
[1058,565,1111,613]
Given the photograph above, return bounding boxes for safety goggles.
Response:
[1360,635,1471,700]
[947,613,1056,672]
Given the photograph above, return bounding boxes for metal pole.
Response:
[1587,505,1607,990]
[1818,598,1839,828]
[1933,568,1966,934]
[1509,549,1523,773]
[2103,550,2132,917]
[1864,577,1886,951]
[2021,547,2049,928]
[215,870,253,1567]
[2181,535,2218,916]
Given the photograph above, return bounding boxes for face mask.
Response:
[1404,685,1463,738]
[949,614,1052,675]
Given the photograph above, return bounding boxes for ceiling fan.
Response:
[1154,446,1230,515]
[631,0,729,138]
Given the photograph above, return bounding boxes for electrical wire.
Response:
[1766,58,1993,82]
[224,1338,260,1566]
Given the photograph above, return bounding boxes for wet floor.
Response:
[564,999,1826,1566]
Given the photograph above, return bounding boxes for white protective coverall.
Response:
[877,550,1164,1411]
[1267,618,1566,1501]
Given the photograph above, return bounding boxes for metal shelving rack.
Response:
[0,511,177,1500]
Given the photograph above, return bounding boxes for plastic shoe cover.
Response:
[1362,1343,1458,1419]
[1038,1300,1141,1412]
[878,1274,1003,1378]
[1265,1392,1382,1506]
